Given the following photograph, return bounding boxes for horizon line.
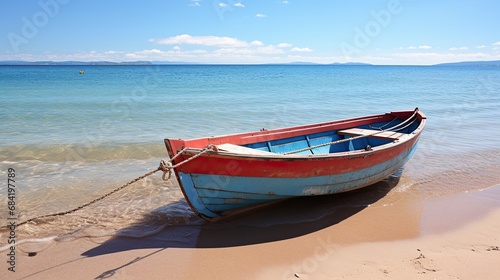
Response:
[1,59,500,67]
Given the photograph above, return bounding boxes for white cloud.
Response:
[251,40,264,46]
[136,49,164,55]
[218,2,227,7]
[406,45,432,50]
[154,34,249,47]
[213,45,284,55]
[213,48,255,55]
[145,35,298,62]
[234,3,245,8]
[124,48,210,60]
[282,0,289,4]
[257,45,285,54]
[104,50,124,55]
[291,47,312,52]
[476,45,486,49]
[449,46,469,51]
[493,42,500,46]
[391,51,494,64]
[190,0,201,7]
[191,50,208,54]
[255,13,267,18]
[125,53,138,59]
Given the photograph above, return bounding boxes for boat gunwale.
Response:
[170,110,426,160]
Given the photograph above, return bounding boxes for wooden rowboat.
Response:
[164,108,426,221]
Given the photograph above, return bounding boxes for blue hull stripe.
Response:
[178,145,417,217]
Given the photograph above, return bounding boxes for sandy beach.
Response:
[2,0,500,277]
[5,181,499,280]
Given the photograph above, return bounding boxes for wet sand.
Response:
[6,183,500,280]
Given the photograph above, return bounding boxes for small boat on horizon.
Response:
[163,108,426,221]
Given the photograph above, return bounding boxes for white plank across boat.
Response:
[217,143,278,155]
[337,128,405,140]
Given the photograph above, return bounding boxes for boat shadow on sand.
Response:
[82,170,402,258]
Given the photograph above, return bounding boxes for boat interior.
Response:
[239,119,420,155]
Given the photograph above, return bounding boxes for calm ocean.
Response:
[1,65,499,244]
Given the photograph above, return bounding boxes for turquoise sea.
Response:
[1,65,500,245]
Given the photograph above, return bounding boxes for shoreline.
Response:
[5,184,499,279]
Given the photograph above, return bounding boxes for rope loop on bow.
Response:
[159,144,218,181]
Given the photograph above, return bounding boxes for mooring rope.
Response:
[159,144,218,180]
[10,145,216,228]
[12,166,163,228]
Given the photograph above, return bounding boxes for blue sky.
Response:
[1,0,499,65]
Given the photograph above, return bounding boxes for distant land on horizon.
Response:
[0,60,499,66]
[433,60,500,66]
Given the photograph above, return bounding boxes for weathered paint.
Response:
[165,109,426,220]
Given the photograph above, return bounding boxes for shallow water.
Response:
[1,65,499,246]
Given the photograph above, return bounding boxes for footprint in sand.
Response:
[412,252,438,274]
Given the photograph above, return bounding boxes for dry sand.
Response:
[4,184,500,280]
